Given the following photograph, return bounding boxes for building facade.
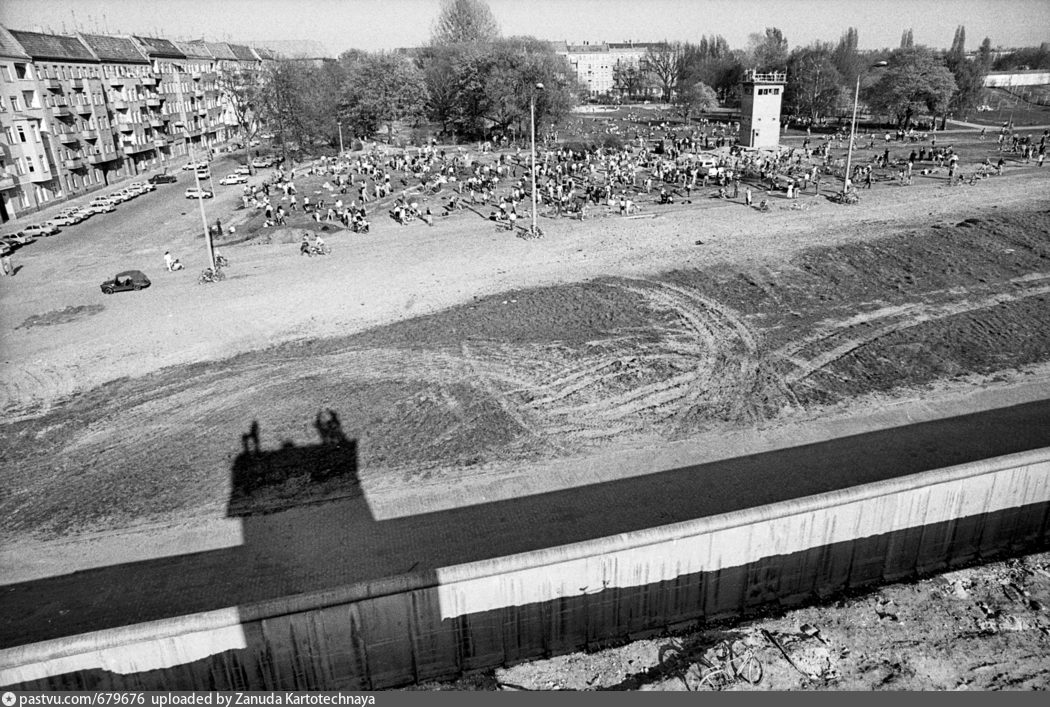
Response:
[0,26,274,222]
[553,41,663,99]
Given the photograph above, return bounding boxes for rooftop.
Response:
[132,35,185,59]
[78,33,149,64]
[8,29,95,63]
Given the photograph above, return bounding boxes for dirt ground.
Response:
[1,125,1049,689]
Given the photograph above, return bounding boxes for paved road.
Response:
[2,398,1049,648]
[7,154,254,293]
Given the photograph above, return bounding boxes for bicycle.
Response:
[696,640,763,690]
[197,265,226,284]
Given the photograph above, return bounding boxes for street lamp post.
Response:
[842,61,888,199]
[530,82,544,236]
[193,147,216,271]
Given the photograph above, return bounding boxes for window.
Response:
[14,63,28,79]
[1,65,11,82]
[32,124,40,142]
[16,125,26,143]
[9,96,19,111]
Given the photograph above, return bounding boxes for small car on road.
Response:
[21,222,60,238]
[3,232,36,246]
[149,173,177,184]
[251,157,273,168]
[235,165,251,175]
[219,173,248,185]
[52,209,88,226]
[185,187,213,199]
[100,270,151,294]
[87,198,117,214]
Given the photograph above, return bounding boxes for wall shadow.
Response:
[2,399,1050,688]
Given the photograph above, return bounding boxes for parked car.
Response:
[149,173,178,184]
[235,165,251,175]
[100,270,151,294]
[181,161,208,171]
[52,209,88,226]
[1,236,27,251]
[21,222,59,237]
[128,181,155,193]
[105,191,131,203]
[219,173,248,185]
[251,157,273,168]
[112,189,138,202]
[4,232,36,246]
[195,170,211,181]
[87,198,117,214]
[185,188,213,199]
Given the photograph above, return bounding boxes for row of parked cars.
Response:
[0,178,165,257]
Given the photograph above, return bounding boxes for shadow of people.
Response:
[229,412,359,517]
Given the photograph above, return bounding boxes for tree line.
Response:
[220,0,1042,154]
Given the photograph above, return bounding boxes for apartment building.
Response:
[0,26,275,222]
[553,40,663,98]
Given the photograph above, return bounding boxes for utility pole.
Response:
[338,121,344,155]
[193,147,215,271]
[530,82,543,236]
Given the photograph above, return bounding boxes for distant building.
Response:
[0,25,282,220]
[553,40,664,98]
[739,70,786,149]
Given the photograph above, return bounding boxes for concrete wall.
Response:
[3,449,1049,690]
[984,71,1050,87]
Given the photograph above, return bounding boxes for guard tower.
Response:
[739,69,787,149]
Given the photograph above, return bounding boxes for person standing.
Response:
[1,253,12,276]
[744,186,753,207]
[164,251,174,272]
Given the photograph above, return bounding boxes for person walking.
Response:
[1,253,12,276]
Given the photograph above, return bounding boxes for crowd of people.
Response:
[216,115,1048,252]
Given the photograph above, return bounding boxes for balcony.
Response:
[140,76,159,87]
[63,157,84,170]
[0,173,16,190]
[149,117,166,128]
[56,129,79,144]
[70,77,85,90]
[75,102,93,114]
[118,122,136,133]
[52,106,74,119]
[111,100,130,111]
[51,96,69,107]
[79,128,99,140]
[43,77,63,91]
[191,72,202,81]
[153,137,170,148]
[88,150,121,165]
[29,169,54,183]
[106,76,126,88]
[123,142,154,154]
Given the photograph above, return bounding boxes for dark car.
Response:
[148,173,178,184]
[100,270,151,294]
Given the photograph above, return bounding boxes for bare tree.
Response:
[217,67,264,173]
[431,0,500,46]
[643,43,681,102]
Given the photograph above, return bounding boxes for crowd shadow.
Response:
[229,411,359,516]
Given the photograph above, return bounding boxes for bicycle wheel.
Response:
[698,667,732,691]
[732,653,763,684]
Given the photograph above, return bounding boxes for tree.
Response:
[431,0,500,46]
[643,43,681,102]
[865,46,957,127]
[900,29,915,49]
[672,80,717,123]
[785,43,846,122]
[217,66,264,172]
[945,25,989,119]
[749,27,789,72]
[341,52,426,140]
[257,60,311,165]
[832,27,863,87]
[612,60,647,101]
